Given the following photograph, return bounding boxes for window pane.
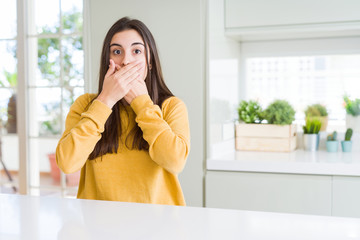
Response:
[62,36,84,86]
[0,135,19,193]
[63,86,84,115]
[0,88,17,134]
[29,138,58,190]
[61,0,83,34]
[246,55,360,123]
[29,138,79,195]
[0,40,17,84]
[34,0,60,34]
[0,0,16,38]
[29,88,61,137]
[36,38,60,86]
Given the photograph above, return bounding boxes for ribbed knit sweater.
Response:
[56,93,190,205]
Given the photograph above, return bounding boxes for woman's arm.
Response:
[56,94,112,174]
[131,95,190,175]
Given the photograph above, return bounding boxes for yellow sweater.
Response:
[56,94,190,206]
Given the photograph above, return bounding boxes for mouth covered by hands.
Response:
[96,59,149,108]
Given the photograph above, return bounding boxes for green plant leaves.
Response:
[262,100,295,125]
[305,104,328,117]
[303,118,322,134]
[237,100,263,123]
[344,95,360,117]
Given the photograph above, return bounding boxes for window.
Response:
[241,37,360,132]
[27,0,84,197]
[246,55,360,130]
[0,0,84,197]
[0,0,18,193]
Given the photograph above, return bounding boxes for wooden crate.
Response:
[235,123,297,152]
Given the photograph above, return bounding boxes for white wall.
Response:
[208,0,241,157]
[87,0,206,207]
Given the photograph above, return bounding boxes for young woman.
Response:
[56,17,190,206]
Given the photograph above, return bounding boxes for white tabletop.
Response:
[207,150,360,176]
[1,194,360,240]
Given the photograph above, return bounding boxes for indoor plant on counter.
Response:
[237,100,263,124]
[326,131,338,152]
[341,128,353,152]
[344,95,360,132]
[303,118,322,151]
[305,104,328,132]
[235,99,297,152]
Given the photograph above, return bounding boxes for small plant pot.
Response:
[341,141,352,152]
[326,141,338,152]
[303,134,319,151]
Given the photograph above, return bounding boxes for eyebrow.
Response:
[109,42,144,48]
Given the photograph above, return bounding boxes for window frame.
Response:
[15,0,87,195]
[238,37,360,132]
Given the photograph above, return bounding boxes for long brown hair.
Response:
[88,17,173,160]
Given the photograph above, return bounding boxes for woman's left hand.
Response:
[114,64,148,104]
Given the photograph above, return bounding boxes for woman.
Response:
[56,17,190,206]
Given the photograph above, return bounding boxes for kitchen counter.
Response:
[207,150,360,176]
[1,194,360,239]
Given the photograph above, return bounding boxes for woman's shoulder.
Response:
[71,93,98,111]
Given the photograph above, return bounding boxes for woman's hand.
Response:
[123,74,148,104]
[96,59,144,108]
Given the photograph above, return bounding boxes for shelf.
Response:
[207,150,360,176]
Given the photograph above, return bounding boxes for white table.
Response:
[1,194,360,240]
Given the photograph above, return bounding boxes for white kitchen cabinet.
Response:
[206,171,332,216]
[225,0,360,29]
[332,176,360,218]
[224,0,360,41]
[206,170,360,218]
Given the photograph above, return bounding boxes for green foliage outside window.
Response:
[39,11,83,135]
[0,10,83,135]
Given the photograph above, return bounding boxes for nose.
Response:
[121,51,135,67]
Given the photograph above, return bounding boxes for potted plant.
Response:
[344,95,360,132]
[237,100,263,124]
[305,104,328,132]
[262,99,295,125]
[303,118,322,151]
[341,128,353,152]
[326,131,338,152]
[235,99,297,152]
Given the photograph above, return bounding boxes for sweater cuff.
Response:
[130,94,154,115]
[81,99,113,127]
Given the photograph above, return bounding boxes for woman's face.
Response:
[109,29,149,80]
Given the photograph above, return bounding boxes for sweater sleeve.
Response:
[130,94,190,175]
[56,94,112,174]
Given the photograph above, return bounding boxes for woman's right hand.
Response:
[96,59,144,108]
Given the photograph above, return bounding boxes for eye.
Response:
[134,49,142,54]
[113,49,121,55]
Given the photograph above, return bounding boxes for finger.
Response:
[122,71,141,88]
[117,64,144,83]
[115,61,143,78]
[105,59,116,78]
